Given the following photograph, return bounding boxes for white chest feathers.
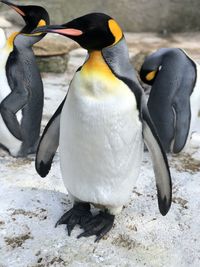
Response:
[59,57,143,209]
[0,44,12,102]
[190,62,200,133]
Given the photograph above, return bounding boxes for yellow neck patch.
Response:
[7,32,19,49]
[82,51,115,79]
[146,70,157,81]
[37,19,46,27]
[81,50,119,95]
[108,19,123,45]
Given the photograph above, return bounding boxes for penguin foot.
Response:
[78,211,115,242]
[55,202,92,236]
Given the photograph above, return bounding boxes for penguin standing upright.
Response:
[140,48,199,153]
[34,13,172,241]
[0,0,50,157]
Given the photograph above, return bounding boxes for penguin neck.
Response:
[82,50,115,80]
[102,37,139,84]
[79,49,124,97]
[14,34,45,50]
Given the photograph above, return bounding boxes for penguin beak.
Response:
[1,0,25,16]
[32,25,83,37]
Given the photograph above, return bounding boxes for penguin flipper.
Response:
[35,98,66,177]
[172,98,191,153]
[141,99,172,216]
[0,91,29,141]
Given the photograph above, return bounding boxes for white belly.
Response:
[190,62,200,134]
[183,61,200,152]
[0,48,22,156]
[60,72,143,209]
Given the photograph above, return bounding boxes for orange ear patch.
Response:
[146,70,157,81]
[37,19,47,28]
[7,32,19,49]
[108,19,123,45]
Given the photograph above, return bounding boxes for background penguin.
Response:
[34,13,172,241]
[140,48,199,153]
[0,0,50,157]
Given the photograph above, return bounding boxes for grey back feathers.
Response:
[141,48,196,153]
[102,37,142,108]
[4,40,44,156]
[102,37,139,84]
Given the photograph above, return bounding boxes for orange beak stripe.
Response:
[52,28,83,36]
[12,6,26,16]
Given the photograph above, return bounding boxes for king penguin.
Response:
[34,13,172,241]
[140,48,200,153]
[0,0,50,157]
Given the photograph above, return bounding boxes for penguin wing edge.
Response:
[0,91,29,141]
[35,98,66,177]
[142,102,172,216]
[172,98,191,153]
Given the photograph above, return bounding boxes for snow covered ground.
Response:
[1,39,200,267]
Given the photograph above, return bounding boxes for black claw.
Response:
[78,211,115,241]
[95,222,114,242]
[77,231,92,239]
[55,209,73,228]
[66,216,80,236]
[55,202,92,236]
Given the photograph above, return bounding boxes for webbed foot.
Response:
[55,202,92,236]
[78,211,115,242]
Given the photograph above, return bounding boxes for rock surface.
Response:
[33,38,78,73]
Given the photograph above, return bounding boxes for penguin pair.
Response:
[0,0,49,157]
[140,48,200,153]
[34,14,172,241]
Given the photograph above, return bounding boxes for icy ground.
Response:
[1,36,200,267]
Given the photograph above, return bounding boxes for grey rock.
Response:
[33,37,79,73]
[36,54,69,73]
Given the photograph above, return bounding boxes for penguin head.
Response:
[32,13,123,50]
[139,48,177,86]
[139,48,191,86]
[1,1,50,34]
[139,51,165,86]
